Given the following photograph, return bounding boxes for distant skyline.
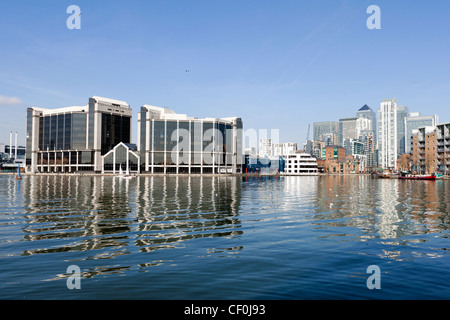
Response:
[1,1,450,147]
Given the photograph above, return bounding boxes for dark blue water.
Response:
[0,174,449,299]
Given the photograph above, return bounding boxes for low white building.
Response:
[282,153,318,175]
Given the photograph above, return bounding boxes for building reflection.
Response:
[314,175,450,260]
[315,175,378,224]
[20,175,243,262]
[133,176,242,253]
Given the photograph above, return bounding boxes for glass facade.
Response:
[100,114,131,155]
[72,113,87,150]
[37,113,77,151]
[139,111,242,173]
[26,109,33,166]
[27,97,133,173]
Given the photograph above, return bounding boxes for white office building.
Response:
[282,153,318,175]
[137,105,243,174]
[25,96,132,173]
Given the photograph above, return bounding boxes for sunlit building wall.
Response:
[25,96,132,173]
[138,105,243,174]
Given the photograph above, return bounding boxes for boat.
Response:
[117,165,133,179]
[398,172,437,180]
[376,170,398,179]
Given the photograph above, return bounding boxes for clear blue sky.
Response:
[1,0,450,147]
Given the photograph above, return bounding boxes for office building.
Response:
[405,113,438,154]
[396,105,410,155]
[313,121,338,142]
[25,96,132,173]
[137,105,243,174]
[338,117,357,146]
[283,153,318,175]
[356,105,376,137]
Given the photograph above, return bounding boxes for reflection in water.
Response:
[1,174,450,298]
[314,175,450,260]
[18,175,242,278]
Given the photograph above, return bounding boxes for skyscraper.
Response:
[313,121,338,143]
[356,104,376,138]
[338,117,357,146]
[378,98,398,169]
[396,105,410,155]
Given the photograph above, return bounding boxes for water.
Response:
[0,174,449,299]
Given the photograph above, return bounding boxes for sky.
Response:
[1,0,450,147]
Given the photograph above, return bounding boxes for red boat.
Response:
[398,173,436,180]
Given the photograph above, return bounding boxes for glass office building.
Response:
[313,121,338,142]
[26,96,132,173]
[138,105,243,174]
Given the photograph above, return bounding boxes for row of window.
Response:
[37,113,88,151]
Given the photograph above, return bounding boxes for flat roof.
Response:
[141,104,240,123]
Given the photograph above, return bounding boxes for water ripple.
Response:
[1,175,450,299]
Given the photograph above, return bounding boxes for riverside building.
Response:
[411,126,438,174]
[378,98,399,170]
[436,122,450,175]
[282,153,318,175]
[137,105,243,174]
[25,96,132,173]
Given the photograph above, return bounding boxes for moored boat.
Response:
[398,172,437,180]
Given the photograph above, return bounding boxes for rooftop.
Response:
[141,104,240,124]
[358,104,371,111]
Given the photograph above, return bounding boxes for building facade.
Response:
[356,104,377,139]
[396,105,409,155]
[323,155,361,174]
[325,145,346,162]
[273,142,298,156]
[436,122,450,175]
[25,96,132,173]
[411,126,438,174]
[405,113,438,154]
[259,138,273,157]
[378,98,398,170]
[137,105,243,174]
[338,117,358,146]
[313,121,338,142]
[283,153,318,175]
